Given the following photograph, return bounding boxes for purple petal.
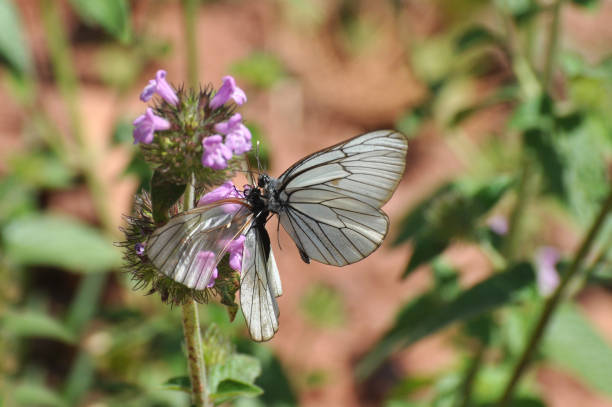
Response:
[535,247,561,296]
[154,70,179,106]
[140,80,156,102]
[487,215,509,235]
[209,76,247,109]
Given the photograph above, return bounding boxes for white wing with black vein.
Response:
[276,130,407,266]
[278,130,408,208]
[146,203,252,290]
[240,227,281,341]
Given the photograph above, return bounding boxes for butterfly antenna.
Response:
[256,140,263,173]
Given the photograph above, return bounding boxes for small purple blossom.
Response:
[196,251,219,288]
[140,70,179,106]
[215,113,252,155]
[133,108,171,144]
[135,243,145,256]
[198,181,242,213]
[487,215,509,235]
[535,246,561,296]
[202,135,233,170]
[209,75,247,109]
[227,235,246,272]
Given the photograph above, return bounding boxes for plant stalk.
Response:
[181,178,210,407]
[542,0,563,91]
[182,0,200,88]
[497,188,612,407]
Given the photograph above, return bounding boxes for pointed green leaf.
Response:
[68,0,131,43]
[0,0,32,75]
[455,25,501,53]
[3,213,122,272]
[3,310,76,343]
[230,52,287,89]
[15,382,69,407]
[543,303,612,395]
[211,379,263,404]
[162,376,191,393]
[357,263,534,379]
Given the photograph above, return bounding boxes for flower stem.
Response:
[497,188,612,407]
[182,297,210,407]
[181,176,210,407]
[542,0,563,91]
[182,0,200,88]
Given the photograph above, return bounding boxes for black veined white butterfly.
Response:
[146,130,408,341]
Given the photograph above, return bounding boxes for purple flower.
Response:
[196,251,219,288]
[202,135,233,170]
[135,243,145,256]
[133,108,171,144]
[215,113,252,155]
[535,246,561,296]
[140,70,179,106]
[209,76,247,109]
[197,181,242,213]
[227,235,246,272]
[487,215,508,235]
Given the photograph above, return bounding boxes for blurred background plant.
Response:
[0,0,611,406]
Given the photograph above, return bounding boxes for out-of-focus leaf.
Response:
[212,379,263,404]
[237,340,298,407]
[455,25,501,53]
[543,303,612,395]
[151,170,186,224]
[96,45,142,89]
[14,382,69,407]
[0,0,32,75]
[3,214,122,272]
[9,151,74,189]
[402,231,450,277]
[162,376,190,393]
[68,0,131,43]
[523,128,566,199]
[300,283,346,328]
[394,182,455,245]
[230,52,286,89]
[208,354,262,392]
[449,86,517,126]
[495,0,539,23]
[357,263,534,379]
[570,0,599,7]
[509,94,553,131]
[0,176,35,225]
[3,310,76,343]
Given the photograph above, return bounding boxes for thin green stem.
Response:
[182,0,200,88]
[542,0,563,91]
[456,343,485,407]
[497,188,612,407]
[181,176,210,407]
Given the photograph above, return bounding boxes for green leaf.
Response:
[151,170,186,224]
[394,182,455,245]
[357,263,534,379]
[402,231,450,277]
[455,25,501,53]
[3,310,76,343]
[162,376,191,393]
[0,0,32,75]
[543,303,612,395]
[208,354,262,393]
[211,379,263,404]
[230,52,287,89]
[570,0,599,7]
[68,0,131,43]
[0,176,35,225]
[14,382,69,407]
[9,151,75,189]
[3,213,122,272]
[523,128,566,199]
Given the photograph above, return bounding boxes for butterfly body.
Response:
[146,130,408,340]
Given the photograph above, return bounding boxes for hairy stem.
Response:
[497,189,612,406]
[181,177,210,407]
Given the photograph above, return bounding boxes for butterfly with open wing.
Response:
[145,130,408,341]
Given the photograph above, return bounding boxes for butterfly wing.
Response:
[276,130,407,266]
[146,202,252,290]
[240,224,281,341]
